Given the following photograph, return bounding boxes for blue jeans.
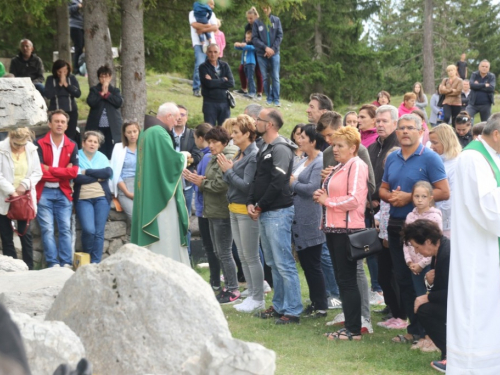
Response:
[37,187,73,267]
[34,83,45,97]
[244,64,256,96]
[259,206,302,317]
[183,187,194,254]
[411,265,431,297]
[320,242,340,298]
[193,45,206,92]
[76,197,111,263]
[202,101,231,126]
[257,54,280,103]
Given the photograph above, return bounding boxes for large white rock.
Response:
[0,254,28,272]
[46,244,232,375]
[10,311,85,375]
[0,78,47,128]
[182,334,276,375]
[0,267,74,320]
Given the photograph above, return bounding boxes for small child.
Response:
[214,18,226,58]
[234,31,256,99]
[472,121,485,140]
[193,1,215,47]
[404,181,443,296]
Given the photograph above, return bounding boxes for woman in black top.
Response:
[44,59,81,143]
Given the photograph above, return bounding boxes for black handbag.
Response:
[437,79,447,107]
[344,164,383,261]
[226,90,236,108]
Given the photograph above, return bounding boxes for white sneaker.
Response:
[263,280,271,293]
[328,297,342,309]
[63,264,73,270]
[51,264,61,268]
[238,299,265,313]
[234,297,252,310]
[241,289,250,298]
[326,312,345,326]
[361,316,374,334]
[369,291,385,306]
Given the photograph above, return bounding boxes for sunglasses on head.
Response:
[455,116,470,124]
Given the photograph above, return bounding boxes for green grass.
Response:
[195,265,438,375]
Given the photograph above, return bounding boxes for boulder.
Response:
[0,255,28,272]
[182,334,276,375]
[46,244,231,375]
[10,311,85,375]
[104,221,127,240]
[0,267,74,320]
[0,78,47,128]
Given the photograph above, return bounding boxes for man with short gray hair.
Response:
[466,59,496,122]
[9,39,45,95]
[379,113,449,343]
[156,102,181,132]
[448,112,500,374]
[244,103,263,121]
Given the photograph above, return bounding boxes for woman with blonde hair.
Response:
[313,126,369,341]
[0,128,42,269]
[429,124,462,237]
[439,65,463,127]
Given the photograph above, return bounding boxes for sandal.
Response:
[324,328,362,341]
[392,334,420,344]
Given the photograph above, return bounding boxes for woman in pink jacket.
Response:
[314,126,368,341]
[398,92,419,118]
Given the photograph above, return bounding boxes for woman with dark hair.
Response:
[372,91,391,107]
[290,123,305,165]
[183,125,239,304]
[44,59,81,143]
[218,114,264,312]
[86,65,123,159]
[74,130,113,263]
[290,124,327,317]
[454,111,473,148]
[413,82,428,122]
[358,104,378,147]
[109,121,141,220]
[313,126,369,341]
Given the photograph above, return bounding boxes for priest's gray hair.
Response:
[482,113,500,135]
[157,102,179,117]
[397,114,422,130]
[377,105,398,121]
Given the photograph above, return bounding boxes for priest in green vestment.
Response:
[131,125,190,266]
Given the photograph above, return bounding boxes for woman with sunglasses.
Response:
[0,128,43,269]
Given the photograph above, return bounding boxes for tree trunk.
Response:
[423,0,435,93]
[121,0,146,127]
[56,3,71,63]
[83,0,114,87]
[313,3,323,61]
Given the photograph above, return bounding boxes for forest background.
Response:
[1,0,500,108]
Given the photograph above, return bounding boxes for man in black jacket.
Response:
[199,44,234,126]
[9,39,45,95]
[403,219,450,373]
[466,60,496,122]
[247,108,303,325]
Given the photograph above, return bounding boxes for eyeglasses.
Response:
[396,126,419,131]
[256,117,269,123]
[179,113,187,118]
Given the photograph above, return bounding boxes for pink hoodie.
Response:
[360,128,378,148]
[322,156,368,230]
[403,207,443,268]
[398,102,418,118]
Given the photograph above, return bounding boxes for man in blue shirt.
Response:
[380,113,449,343]
[252,5,283,107]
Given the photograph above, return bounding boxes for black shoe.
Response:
[374,306,390,314]
[302,304,315,316]
[255,305,282,319]
[275,315,300,325]
[382,312,394,321]
[235,89,247,94]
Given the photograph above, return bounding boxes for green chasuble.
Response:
[131,125,189,247]
[464,140,500,257]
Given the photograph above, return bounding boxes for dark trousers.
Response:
[297,244,328,311]
[198,216,220,289]
[232,240,245,282]
[417,302,447,360]
[388,219,424,336]
[239,62,263,93]
[466,103,492,123]
[202,101,230,126]
[0,214,33,270]
[98,126,113,159]
[65,110,79,144]
[443,104,462,127]
[326,233,361,334]
[378,244,406,319]
[70,27,84,74]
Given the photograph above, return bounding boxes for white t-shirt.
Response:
[189,10,217,47]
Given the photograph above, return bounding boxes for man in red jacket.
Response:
[35,110,79,268]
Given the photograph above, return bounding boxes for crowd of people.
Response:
[1,2,499,374]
